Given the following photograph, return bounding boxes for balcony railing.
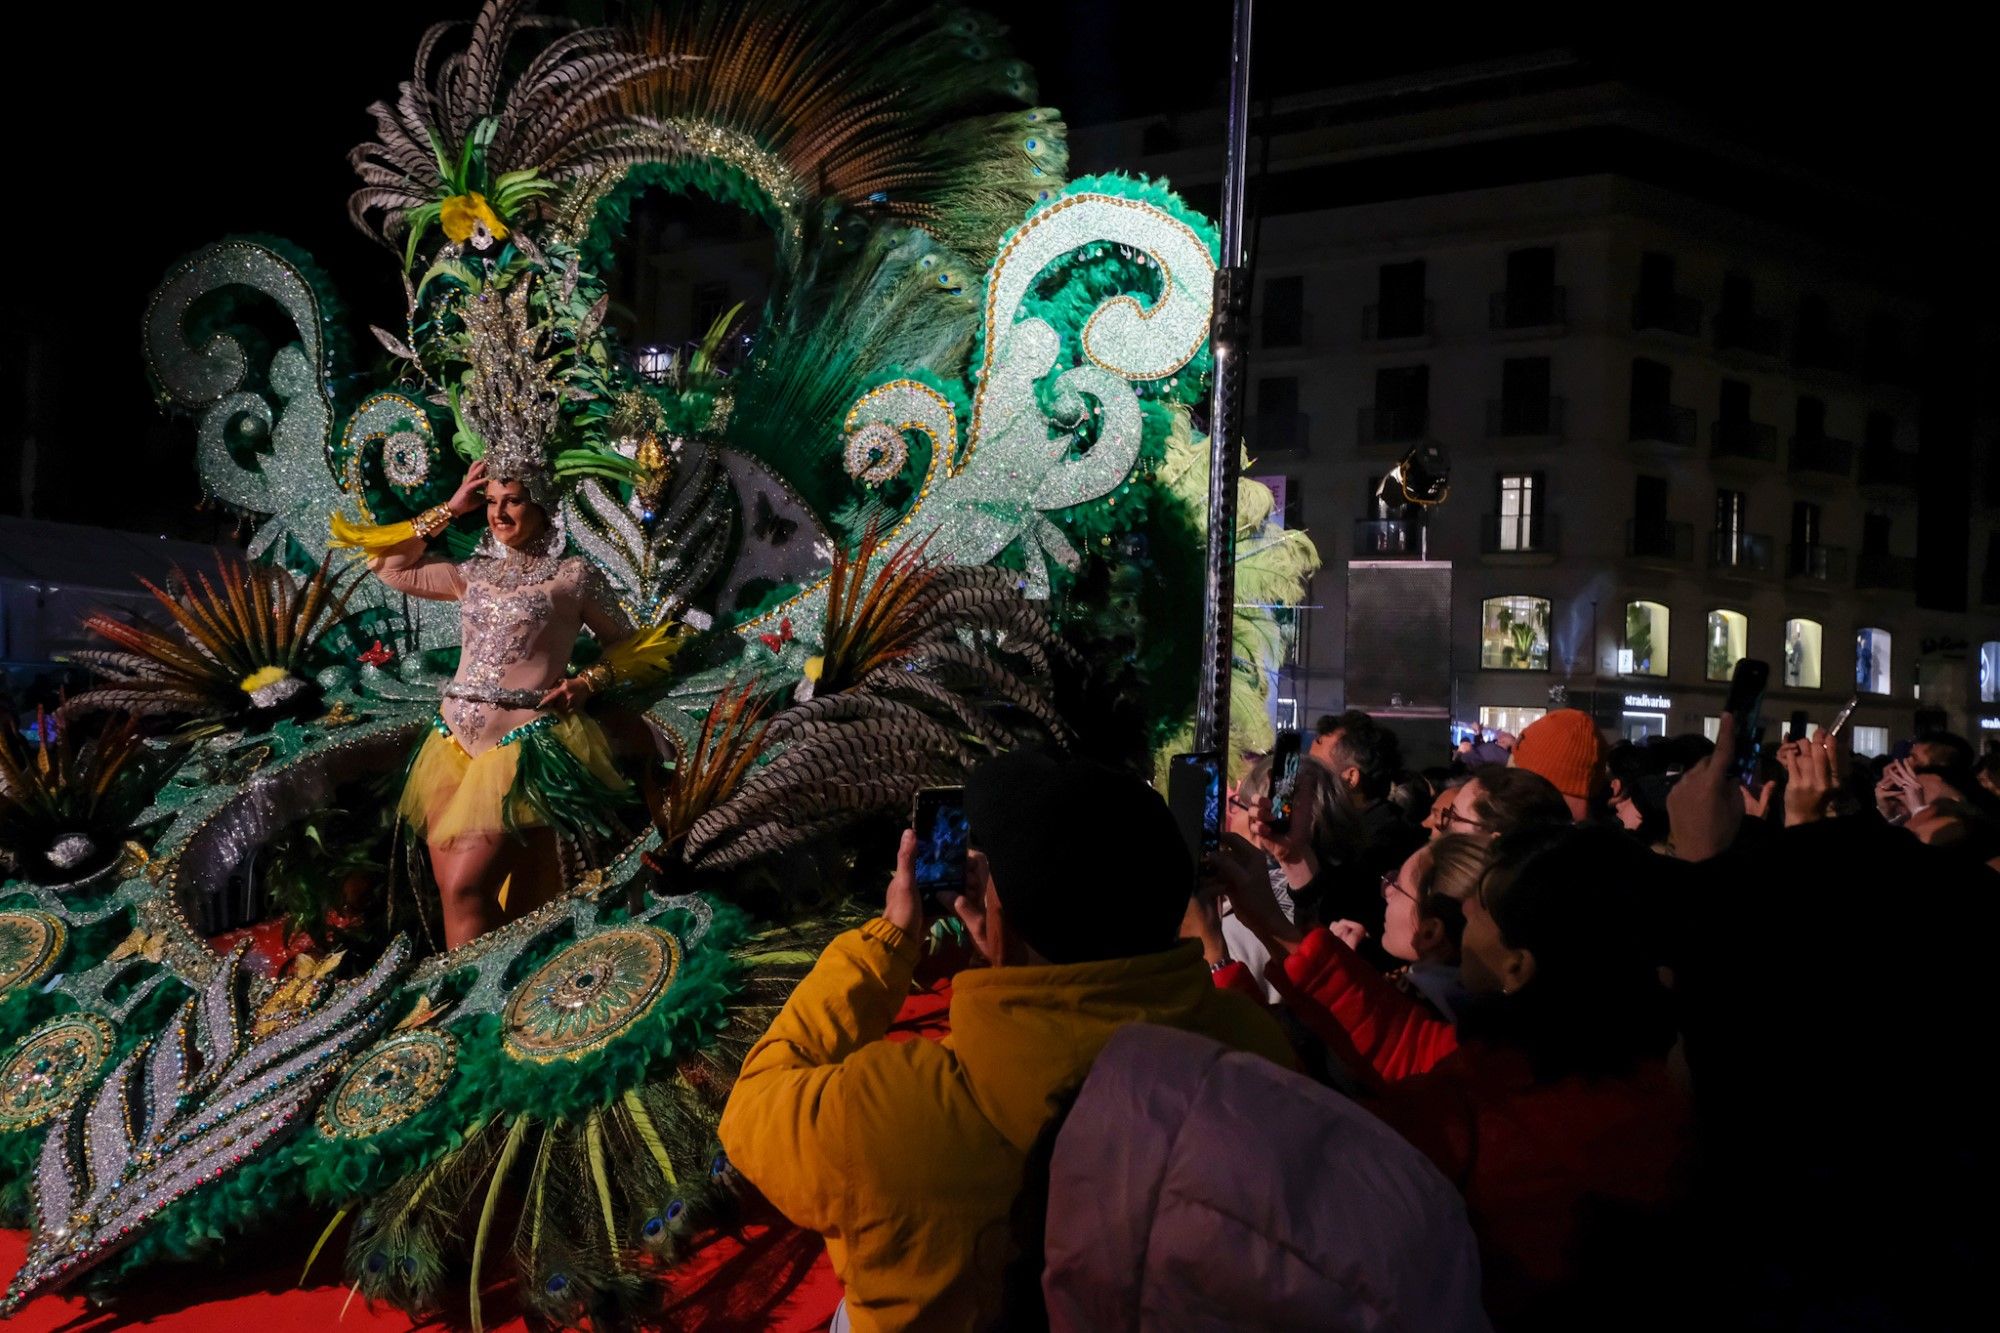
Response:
[1359,405,1429,445]
[1481,513,1559,556]
[1353,517,1428,558]
[1785,543,1850,583]
[1628,402,1697,447]
[1362,299,1433,341]
[1710,418,1778,463]
[1788,434,1855,477]
[1632,290,1703,336]
[1489,287,1567,330]
[1859,445,1920,489]
[1714,309,1784,357]
[1627,519,1694,563]
[1855,552,1918,591]
[1486,396,1565,439]
[1709,530,1774,575]
[1252,411,1310,457]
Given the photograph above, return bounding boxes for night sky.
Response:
[2,2,1981,542]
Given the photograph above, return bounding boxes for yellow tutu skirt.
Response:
[400,713,628,846]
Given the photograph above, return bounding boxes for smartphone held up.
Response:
[911,786,969,899]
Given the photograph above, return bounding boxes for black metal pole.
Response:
[1195,0,1255,756]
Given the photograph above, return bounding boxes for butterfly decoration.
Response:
[191,743,275,786]
[758,618,794,654]
[752,493,797,546]
[252,950,347,1039]
[357,640,394,667]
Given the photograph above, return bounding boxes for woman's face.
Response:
[1423,785,1457,838]
[1440,781,1497,840]
[1380,847,1431,963]
[487,479,546,549]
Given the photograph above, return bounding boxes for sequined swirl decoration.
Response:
[0,1014,114,1133]
[144,241,459,652]
[316,1028,458,1140]
[502,926,681,1063]
[834,192,1215,602]
[0,937,413,1313]
[0,909,66,991]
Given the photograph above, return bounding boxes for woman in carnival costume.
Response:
[347,459,634,946]
[329,278,678,947]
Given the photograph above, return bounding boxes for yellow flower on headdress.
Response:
[440,192,508,251]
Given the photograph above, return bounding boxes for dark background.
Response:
[1,1,1982,541]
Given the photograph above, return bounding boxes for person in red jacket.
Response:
[1217,825,1690,1327]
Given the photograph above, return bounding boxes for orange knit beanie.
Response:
[1511,708,1607,800]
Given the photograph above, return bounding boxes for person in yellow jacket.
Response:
[718,750,1294,1332]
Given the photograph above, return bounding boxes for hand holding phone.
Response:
[1723,658,1770,787]
[1168,752,1224,864]
[1267,732,1304,836]
[911,787,969,899]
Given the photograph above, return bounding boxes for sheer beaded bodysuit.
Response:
[368,535,628,754]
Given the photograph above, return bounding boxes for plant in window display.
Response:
[1626,604,1655,675]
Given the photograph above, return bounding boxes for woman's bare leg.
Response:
[429,828,565,948]
[429,833,507,948]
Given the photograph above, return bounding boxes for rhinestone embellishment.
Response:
[502,927,680,1063]
[316,1028,458,1140]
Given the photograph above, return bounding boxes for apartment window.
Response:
[1785,618,1824,690]
[1375,260,1427,338]
[1481,595,1551,670]
[1631,358,1671,410]
[1980,641,2000,703]
[1479,705,1546,736]
[1791,500,1822,548]
[1866,411,1896,452]
[1719,379,1751,423]
[1706,609,1748,681]
[1255,376,1302,453]
[1501,247,1558,326]
[1639,252,1677,297]
[1261,275,1304,348]
[1796,396,1826,438]
[1373,365,1429,440]
[1861,511,1892,559]
[1851,725,1890,759]
[1715,488,1747,544]
[1856,627,1893,695]
[1622,601,1670,677]
[1495,472,1541,550]
[1500,357,1552,434]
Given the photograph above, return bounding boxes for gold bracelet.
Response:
[578,663,615,694]
[410,503,454,540]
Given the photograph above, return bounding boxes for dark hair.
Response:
[1463,825,1677,1078]
[1331,721,1402,801]
[1297,756,1368,866]
[965,750,1192,964]
[1465,765,1572,835]
[1914,732,1976,784]
[1314,713,1344,739]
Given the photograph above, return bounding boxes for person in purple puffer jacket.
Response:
[1010,1023,1490,1332]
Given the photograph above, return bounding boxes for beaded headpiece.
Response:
[458,279,562,511]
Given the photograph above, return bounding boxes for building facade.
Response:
[1074,58,2000,759]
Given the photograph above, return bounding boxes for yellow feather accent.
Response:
[328,511,419,555]
[621,1089,677,1188]
[601,622,693,689]
[298,1206,349,1286]
[469,1116,531,1333]
[585,1112,621,1271]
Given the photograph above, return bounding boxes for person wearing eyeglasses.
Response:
[1436,766,1571,842]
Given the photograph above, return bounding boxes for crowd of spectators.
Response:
[713,705,1997,1330]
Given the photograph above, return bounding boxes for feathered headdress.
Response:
[348,0,693,267]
